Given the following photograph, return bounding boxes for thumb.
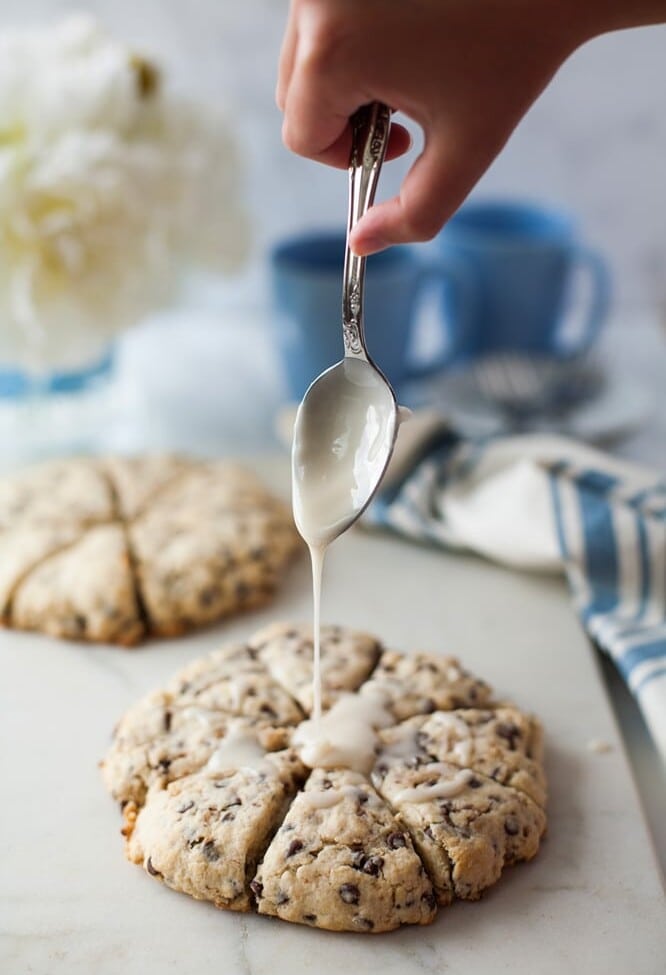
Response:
[349,127,486,255]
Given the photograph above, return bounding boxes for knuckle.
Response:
[297,10,351,76]
[403,206,442,243]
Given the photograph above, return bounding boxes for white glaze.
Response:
[309,543,325,728]
[428,712,475,766]
[204,722,274,776]
[299,772,369,810]
[293,690,393,774]
[180,706,220,728]
[291,356,402,758]
[391,766,473,805]
[226,673,260,712]
[292,358,398,550]
[375,728,423,768]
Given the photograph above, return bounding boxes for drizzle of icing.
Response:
[299,772,369,810]
[375,727,424,769]
[427,712,475,766]
[204,721,275,776]
[391,766,473,805]
[293,690,393,774]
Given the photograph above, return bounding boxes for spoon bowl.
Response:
[292,357,398,548]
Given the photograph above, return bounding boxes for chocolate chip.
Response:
[164,710,172,732]
[468,776,482,788]
[496,722,520,749]
[146,856,162,877]
[286,839,303,857]
[177,800,195,814]
[199,586,220,608]
[422,890,437,910]
[387,832,407,849]
[202,841,220,862]
[303,913,317,922]
[351,851,383,875]
[504,816,520,836]
[276,889,290,905]
[250,879,263,899]
[339,884,360,905]
[362,855,384,876]
[159,758,171,772]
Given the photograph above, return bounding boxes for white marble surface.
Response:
[1,458,665,974]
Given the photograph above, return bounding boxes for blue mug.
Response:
[436,199,611,360]
[269,230,475,399]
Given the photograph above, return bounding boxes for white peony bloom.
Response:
[0,15,249,370]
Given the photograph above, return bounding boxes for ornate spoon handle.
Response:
[341,102,391,359]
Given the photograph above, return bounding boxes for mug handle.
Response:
[403,255,478,379]
[555,246,611,356]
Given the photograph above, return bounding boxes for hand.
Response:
[277,0,665,255]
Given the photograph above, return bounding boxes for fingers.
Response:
[385,124,413,163]
[281,60,354,165]
[278,2,412,168]
[288,120,412,170]
[276,9,298,111]
[349,128,486,255]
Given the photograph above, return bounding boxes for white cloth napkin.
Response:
[365,412,666,761]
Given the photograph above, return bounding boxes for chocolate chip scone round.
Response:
[102,623,547,933]
[0,456,301,645]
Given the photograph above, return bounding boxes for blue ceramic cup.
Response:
[269,230,475,399]
[436,199,611,360]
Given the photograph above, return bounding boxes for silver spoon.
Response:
[292,102,400,548]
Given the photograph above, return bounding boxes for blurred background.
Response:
[0,0,664,461]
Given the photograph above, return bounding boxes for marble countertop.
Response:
[2,457,665,974]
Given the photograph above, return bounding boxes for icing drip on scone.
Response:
[205,722,276,776]
[374,728,424,769]
[426,712,475,766]
[293,690,393,774]
[298,771,370,809]
[391,765,473,805]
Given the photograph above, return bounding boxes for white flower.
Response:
[0,15,249,369]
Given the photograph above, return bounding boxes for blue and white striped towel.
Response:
[365,416,666,761]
